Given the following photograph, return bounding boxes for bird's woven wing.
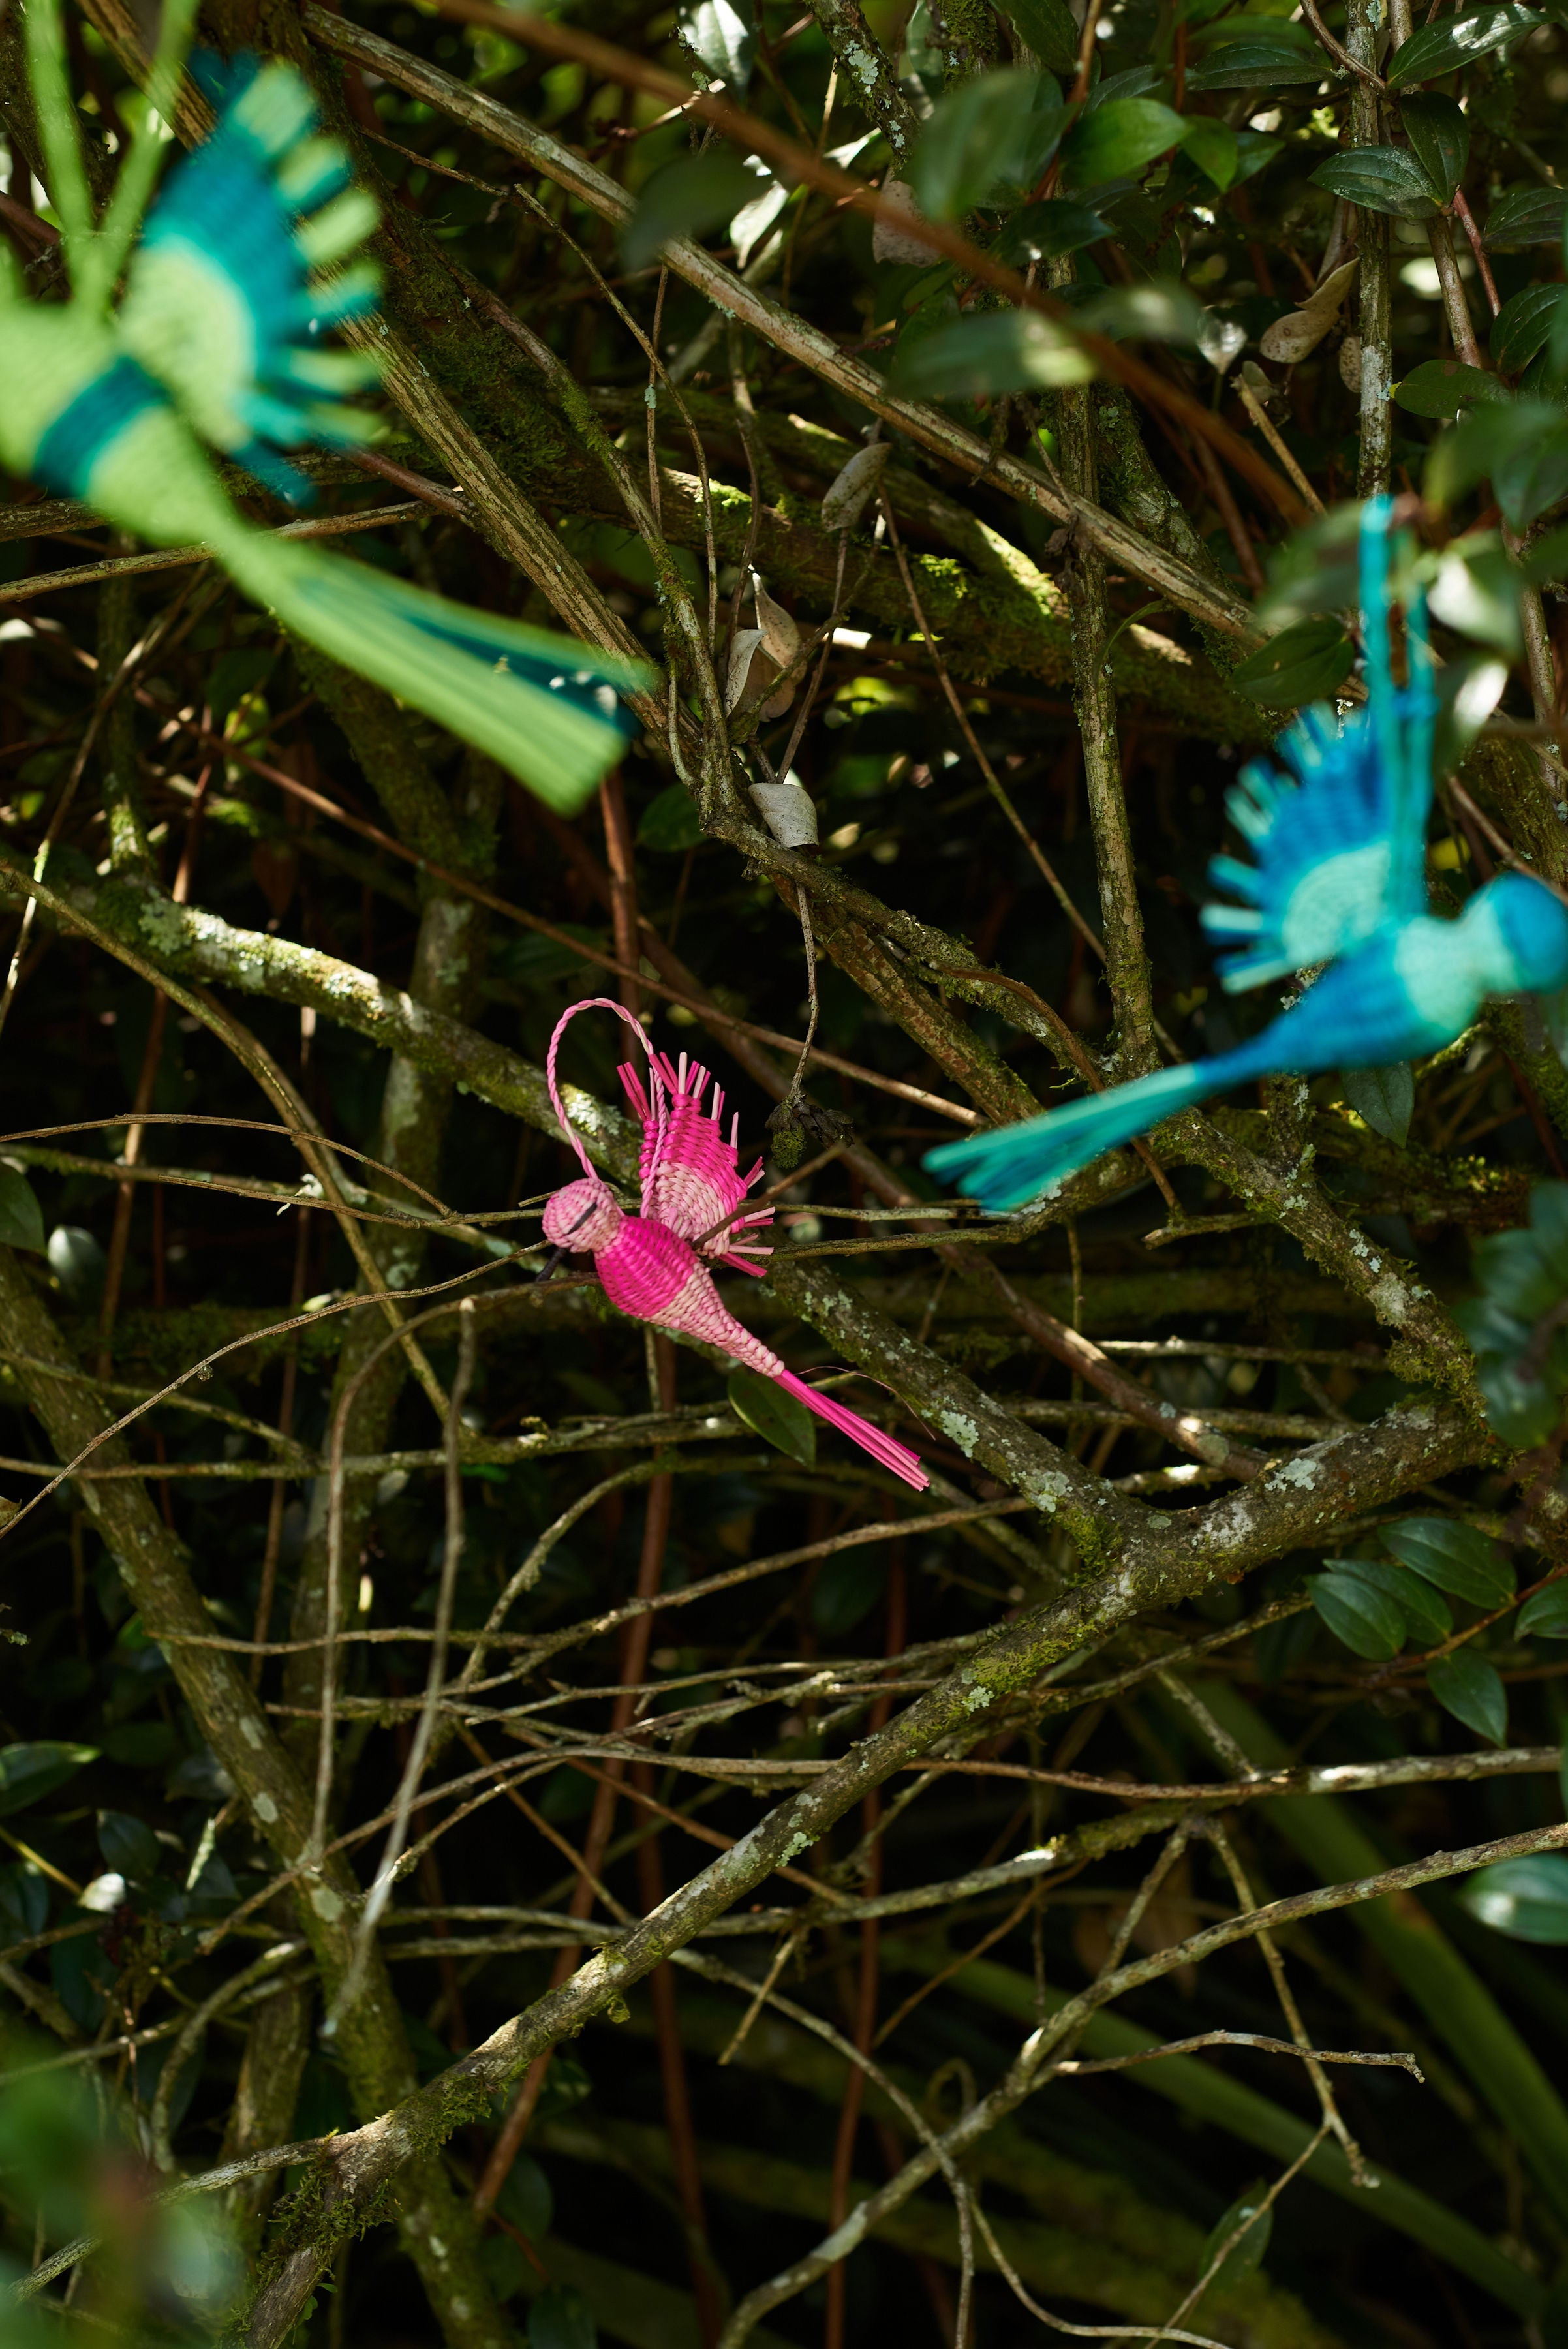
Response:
[117,54,380,504]
[1201,500,1434,995]
[617,1052,773,1274]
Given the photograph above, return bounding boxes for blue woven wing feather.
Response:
[118,54,380,503]
[1201,499,1435,995]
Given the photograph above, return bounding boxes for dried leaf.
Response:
[1258,258,1358,365]
[724,626,765,712]
[752,576,801,668]
[822,441,891,532]
[873,179,937,266]
[750,776,820,847]
[1339,334,1362,394]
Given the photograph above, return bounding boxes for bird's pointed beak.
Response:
[535,1199,598,1282]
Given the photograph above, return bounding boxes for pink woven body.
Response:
[544,998,927,1490]
[620,1050,773,1276]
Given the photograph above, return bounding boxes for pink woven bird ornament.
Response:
[541,998,927,1492]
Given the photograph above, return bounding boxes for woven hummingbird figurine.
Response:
[541,998,929,1491]
[0,0,647,813]
[927,497,1568,1213]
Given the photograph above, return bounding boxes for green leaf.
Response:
[1484,186,1568,249]
[99,1721,179,1768]
[0,1743,97,1819]
[1077,281,1205,345]
[812,1549,890,1636]
[1426,1649,1509,1745]
[1527,1184,1568,1287]
[998,0,1081,76]
[0,1165,44,1254]
[1376,1563,1453,1644]
[1197,2180,1274,2297]
[1184,23,1326,86]
[1490,282,1568,375]
[46,1224,105,1304]
[496,2153,554,2241]
[1386,2,1544,85]
[1342,1062,1414,1144]
[1182,117,1238,191]
[1231,618,1355,706]
[482,2236,531,2305]
[207,648,275,729]
[1459,1854,1568,1941]
[1428,544,1522,653]
[1471,1349,1560,1445]
[1309,146,1439,221]
[1383,1517,1516,1606]
[1396,93,1469,204]
[637,784,705,852]
[1428,399,1568,529]
[1495,424,1568,531]
[1059,99,1188,190]
[534,2053,591,2123]
[1395,360,1510,418]
[1471,1197,1568,1310]
[889,307,1095,397]
[530,2285,598,2349]
[1327,1556,1452,1640]
[1311,1567,1408,1660]
[0,1861,48,1935]
[1229,129,1284,185]
[1430,651,1511,775]
[622,150,757,270]
[679,0,754,93]
[730,158,790,266]
[910,70,1069,220]
[727,1368,816,1466]
[1518,1584,1568,1637]
[1524,521,1568,586]
[991,198,1111,265]
[97,1811,159,1882]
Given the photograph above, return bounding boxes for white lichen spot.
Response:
[1276,1454,1320,1490]
[1022,1468,1070,1514]
[309,1883,344,1922]
[781,1832,811,1862]
[964,1687,993,1712]
[429,2237,448,2262]
[254,1791,279,1824]
[936,1409,980,1457]
[240,1715,265,1750]
[1369,1272,1411,1325]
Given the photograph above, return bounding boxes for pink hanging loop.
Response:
[546,996,654,1180]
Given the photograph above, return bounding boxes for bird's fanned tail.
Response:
[222,530,646,814]
[775,1370,928,1492]
[926,1061,1214,1210]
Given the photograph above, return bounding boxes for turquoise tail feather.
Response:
[925,1061,1217,1210]
[223,528,648,814]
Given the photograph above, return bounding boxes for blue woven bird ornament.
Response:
[0,0,649,812]
[927,499,1568,1212]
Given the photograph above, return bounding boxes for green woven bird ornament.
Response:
[0,0,649,812]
